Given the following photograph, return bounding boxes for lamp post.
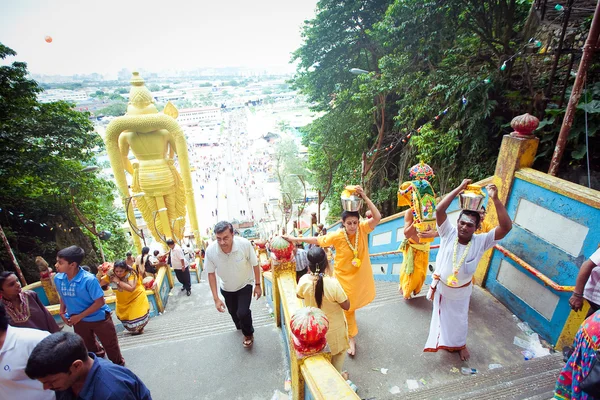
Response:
[125,192,146,246]
[280,191,293,232]
[171,216,186,246]
[288,174,307,234]
[308,142,333,224]
[153,208,169,244]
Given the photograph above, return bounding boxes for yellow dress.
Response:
[317,220,375,337]
[297,274,349,356]
[399,239,430,299]
[476,219,494,234]
[103,273,150,333]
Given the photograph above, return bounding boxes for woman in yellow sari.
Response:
[285,185,381,356]
[102,260,150,334]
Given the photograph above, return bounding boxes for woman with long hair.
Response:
[297,247,350,375]
[285,185,381,356]
[0,271,60,333]
[135,246,151,277]
[101,260,150,334]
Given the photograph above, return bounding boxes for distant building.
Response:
[177,107,221,127]
[38,89,89,103]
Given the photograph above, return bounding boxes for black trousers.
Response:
[587,299,600,318]
[221,284,254,337]
[175,268,191,291]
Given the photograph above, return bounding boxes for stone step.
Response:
[402,353,563,400]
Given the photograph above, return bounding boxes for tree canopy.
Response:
[292,0,599,221]
[0,43,129,281]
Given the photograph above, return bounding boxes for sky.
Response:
[0,0,318,76]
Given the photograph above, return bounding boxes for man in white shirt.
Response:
[167,239,191,296]
[206,221,261,348]
[569,247,600,318]
[0,303,55,400]
[424,179,512,361]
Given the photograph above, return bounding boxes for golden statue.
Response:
[35,256,60,305]
[104,72,200,251]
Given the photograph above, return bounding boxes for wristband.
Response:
[573,292,584,298]
[255,283,261,286]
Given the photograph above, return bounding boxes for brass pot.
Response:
[458,184,485,211]
[341,193,363,212]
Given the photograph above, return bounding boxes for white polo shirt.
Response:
[0,325,55,400]
[169,244,187,270]
[205,236,258,292]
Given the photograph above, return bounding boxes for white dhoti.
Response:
[424,282,473,352]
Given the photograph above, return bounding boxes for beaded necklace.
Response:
[447,238,473,287]
[2,292,31,323]
[343,226,361,267]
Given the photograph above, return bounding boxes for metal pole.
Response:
[317,190,321,224]
[549,0,600,176]
[0,222,27,286]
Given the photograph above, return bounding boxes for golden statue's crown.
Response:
[127,72,156,114]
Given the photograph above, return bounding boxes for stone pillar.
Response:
[473,134,539,286]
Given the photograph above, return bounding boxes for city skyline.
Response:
[0,0,318,77]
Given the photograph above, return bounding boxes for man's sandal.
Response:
[243,335,254,348]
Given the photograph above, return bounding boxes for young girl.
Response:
[296,247,350,376]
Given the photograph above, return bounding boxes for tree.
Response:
[97,102,127,117]
[0,43,129,281]
[291,0,591,221]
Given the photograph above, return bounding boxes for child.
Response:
[54,246,125,365]
[296,247,350,376]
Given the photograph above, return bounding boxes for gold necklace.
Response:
[447,238,473,287]
[343,226,361,267]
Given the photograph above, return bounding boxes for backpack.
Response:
[144,255,157,274]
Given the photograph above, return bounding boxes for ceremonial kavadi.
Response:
[397,162,437,242]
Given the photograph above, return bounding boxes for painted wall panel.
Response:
[496,259,559,320]
[372,231,392,246]
[372,263,388,275]
[514,198,588,256]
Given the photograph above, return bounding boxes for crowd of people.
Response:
[2,164,600,398]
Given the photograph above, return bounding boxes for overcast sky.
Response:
[0,0,318,76]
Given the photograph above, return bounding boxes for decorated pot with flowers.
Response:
[269,236,294,261]
[397,162,438,242]
[142,276,155,290]
[290,307,329,356]
[259,250,271,272]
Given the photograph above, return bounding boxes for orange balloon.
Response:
[44,36,52,43]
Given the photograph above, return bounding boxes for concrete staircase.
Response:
[402,353,563,400]
[117,278,274,351]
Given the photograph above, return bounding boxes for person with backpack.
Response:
[296,247,350,377]
[135,247,151,278]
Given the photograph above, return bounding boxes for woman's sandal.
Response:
[243,335,254,348]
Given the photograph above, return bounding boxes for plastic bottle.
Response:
[461,367,477,375]
[346,380,358,392]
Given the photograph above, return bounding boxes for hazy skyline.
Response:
[0,0,318,77]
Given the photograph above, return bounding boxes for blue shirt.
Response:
[54,268,111,322]
[56,353,152,400]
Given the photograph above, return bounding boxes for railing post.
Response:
[473,132,539,286]
[272,259,294,327]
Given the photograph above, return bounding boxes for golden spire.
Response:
[127,72,157,115]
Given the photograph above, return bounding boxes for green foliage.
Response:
[0,43,129,281]
[97,102,127,117]
[291,0,592,219]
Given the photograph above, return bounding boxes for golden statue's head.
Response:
[127,72,158,115]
